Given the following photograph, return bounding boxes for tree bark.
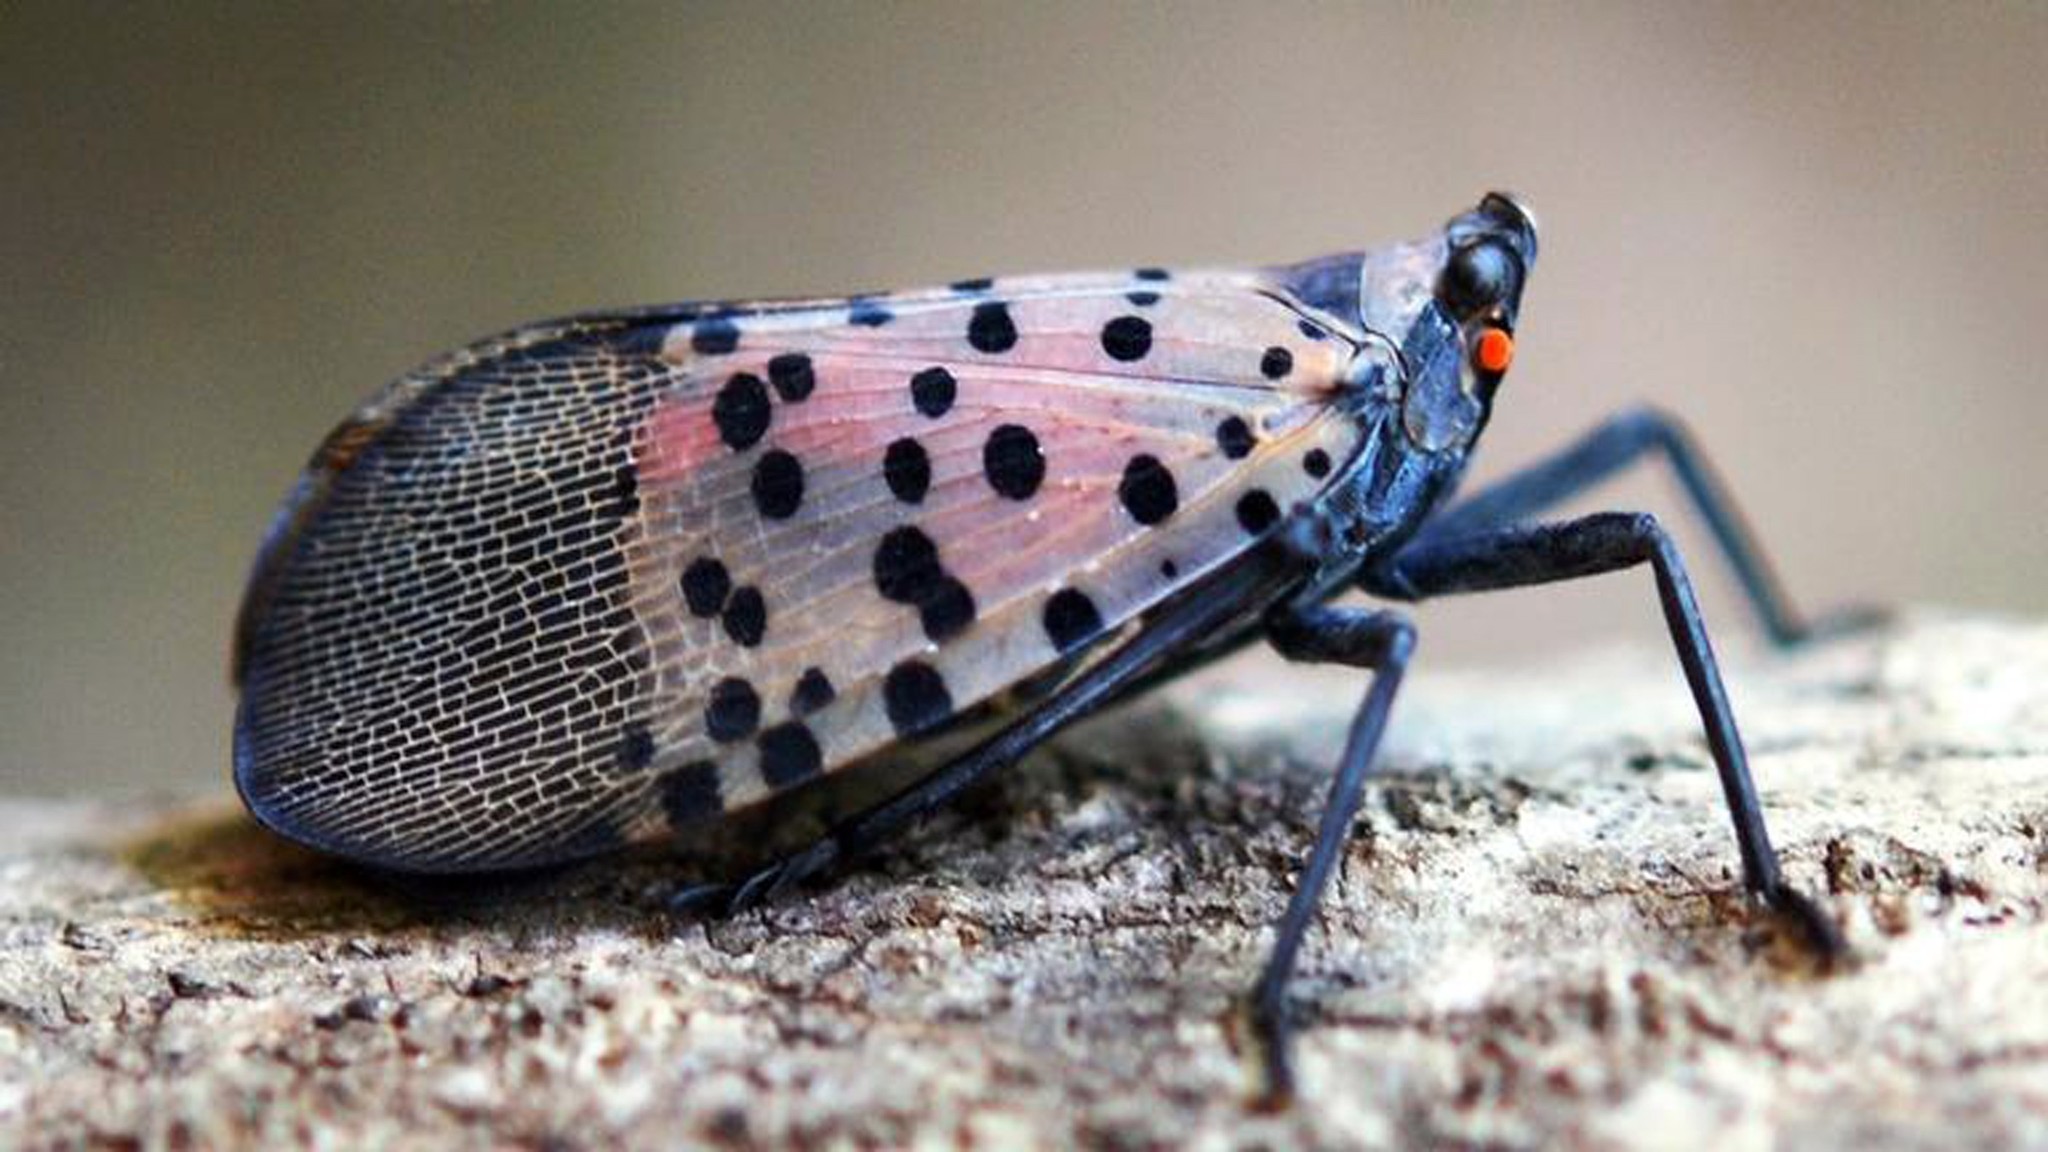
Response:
[3,612,2045,1149]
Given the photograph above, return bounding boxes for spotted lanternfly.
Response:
[234,193,1855,1104]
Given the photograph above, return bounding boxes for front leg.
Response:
[1369,511,1844,956]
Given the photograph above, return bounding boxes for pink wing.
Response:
[235,268,1373,869]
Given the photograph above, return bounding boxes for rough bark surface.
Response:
[3,612,2045,1150]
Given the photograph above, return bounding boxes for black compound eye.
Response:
[1441,240,1516,320]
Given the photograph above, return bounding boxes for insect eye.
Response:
[1473,327,1514,375]
[1441,240,1516,320]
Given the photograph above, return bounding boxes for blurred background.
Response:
[3,3,2042,799]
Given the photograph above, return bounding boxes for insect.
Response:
[234,193,1854,1104]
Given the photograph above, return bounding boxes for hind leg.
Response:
[1405,405,1877,646]
[1366,511,1844,954]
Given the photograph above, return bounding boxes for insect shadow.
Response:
[123,804,655,939]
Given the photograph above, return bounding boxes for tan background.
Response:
[3,2,2043,799]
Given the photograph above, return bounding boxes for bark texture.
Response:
[3,612,2045,1150]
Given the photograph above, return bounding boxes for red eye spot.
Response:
[1474,328,1514,375]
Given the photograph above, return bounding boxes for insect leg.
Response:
[1404,405,1871,646]
[1244,602,1415,1109]
[1371,511,1844,956]
[674,553,1302,915]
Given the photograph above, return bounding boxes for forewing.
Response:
[235,271,1369,870]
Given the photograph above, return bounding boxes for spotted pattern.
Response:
[982,424,1045,500]
[236,251,1380,873]
[790,667,835,715]
[1100,316,1153,362]
[705,677,760,743]
[713,373,770,450]
[884,437,931,503]
[848,301,893,328]
[1261,347,1293,380]
[873,526,977,642]
[1042,588,1103,655]
[692,318,740,355]
[751,449,805,519]
[884,660,953,737]
[1119,454,1179,525]
[1236,490,1282,535]
[911,368,956,418]
[758,722,823,786]
[722,586,766,647]
[660,762,722,826]
[1216,417,1255,460]
[767,353,815,402]
[968,302,1018,353]
[680,556,730,617]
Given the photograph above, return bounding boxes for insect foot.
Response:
[1786,604,1894,649]
[665,838,846,920]
[1230,991,1301,1113]
[665,880,737,919]
[1762,880,1850,967]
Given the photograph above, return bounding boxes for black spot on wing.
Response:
[758,722,823,787]
[911,367,957,418]
[874,526,945,603]
[750,449,805,519]
[873,526,976,642]
[722,586,766,647]
[1236,490,1281,535]
[712,373,771,450]
[767,353,815,402]
[1042,588,1104,655]
[1261,346,1294,379]
[968,302,1018,354]
[1216,417,1255,460]
[1118,454,1178,525]
[982,424,1045,500]
[705,678,761,743]
[692,317,741,355]
[1100,315,1153,362]
[884,660,953,737]
[681,557,731,618]
[790,667,835,716]
[660,761,723,826]
[918,578,977,642]
[884,437,931,504]
[848,300,893,327]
